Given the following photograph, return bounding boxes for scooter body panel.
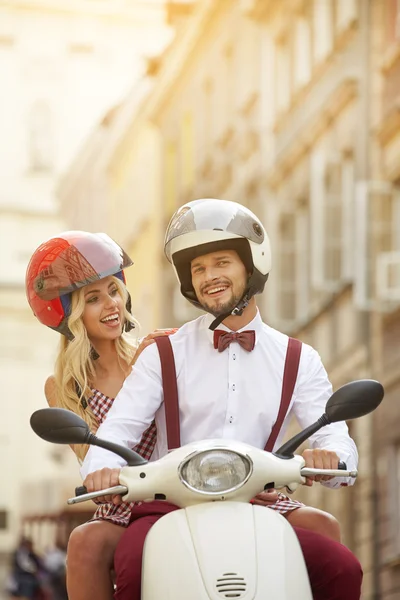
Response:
[142,502,312,600]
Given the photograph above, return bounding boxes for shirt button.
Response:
[232,354,236,360]
[232,384,236,391]
[229,416,233,423]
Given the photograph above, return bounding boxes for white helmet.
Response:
[164,199,272,316]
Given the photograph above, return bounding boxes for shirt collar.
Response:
[203,309,262,347]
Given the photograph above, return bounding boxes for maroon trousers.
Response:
[114,501,362,600]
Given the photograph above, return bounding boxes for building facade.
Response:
[370,1,400,598]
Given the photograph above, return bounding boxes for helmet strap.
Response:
[208,293,250,331]
[231,294,250,316]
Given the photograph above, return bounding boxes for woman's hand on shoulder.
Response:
[44,375,57,407]
[131,328,178,366]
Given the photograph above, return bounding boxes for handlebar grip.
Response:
[338,461,347,470]
[75,486,88,496]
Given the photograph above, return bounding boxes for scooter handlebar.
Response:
[300,467,357,478]
[67,485,128,505]
[300,460,357,479]
[68,461,354,505]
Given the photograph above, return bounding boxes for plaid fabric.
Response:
[88,389,157,526]
[265,492,304,513]
[87,389,303,526]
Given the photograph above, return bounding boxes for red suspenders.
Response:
[155,335,302,453]
[264,337,302,452]
[154,336,181,450]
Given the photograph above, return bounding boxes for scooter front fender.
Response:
[142,502,312,600]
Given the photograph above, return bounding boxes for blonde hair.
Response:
[53,276,140,462]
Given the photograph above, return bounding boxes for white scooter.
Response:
[31,379,383,599]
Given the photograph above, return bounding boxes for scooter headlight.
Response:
[179,449,252,494]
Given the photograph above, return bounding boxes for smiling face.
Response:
[81,276,124,342]
[190,249,248,317]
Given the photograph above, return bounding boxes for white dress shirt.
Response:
[82,310,358,488]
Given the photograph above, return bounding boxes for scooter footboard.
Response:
[142,502,312,600]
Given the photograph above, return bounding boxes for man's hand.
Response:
[302,449,339,487]
[83,467,123,505]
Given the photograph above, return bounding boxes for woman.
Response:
[25,231,173,599]
[26,231,340,600]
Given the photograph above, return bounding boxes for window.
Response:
[278,213,297,322]
[354,182,400,308]
[373,189,398,254]
[203,77,214,150]
[221,43,234,126]
[310,151,354,291]
[375,186,400,303]
[294,17,311,89]
[313,0,333,63]
[276,201,314,327]
[335,0,357,33]
[275,36,291,114]
[164,142,177,219]
[234,20,259,110]
[28,101,54,172]
[296,201,312,319]
[180,112,195,192]
[324,159,343,282]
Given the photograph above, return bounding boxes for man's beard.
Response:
[198,289,244,317]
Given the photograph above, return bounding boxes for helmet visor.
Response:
[31,232,132,300]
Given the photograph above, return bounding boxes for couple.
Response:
[26,199,361,600]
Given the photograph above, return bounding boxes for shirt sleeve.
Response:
[80,343,163,479]
[291,345,359,489]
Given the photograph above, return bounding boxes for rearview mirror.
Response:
[30,408,90,444]
[325,380,384,423]
[30,407,147,466]
[276,379,384,458]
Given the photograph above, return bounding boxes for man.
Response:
[82,199,362,600]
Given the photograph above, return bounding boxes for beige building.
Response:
[369,1,400,599]
[57,0,400,597]
[250,2,377,597]
[0,0,173,585]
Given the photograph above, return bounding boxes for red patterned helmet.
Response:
[26,231,133,338]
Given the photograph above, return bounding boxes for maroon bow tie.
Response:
[213,329,256,353]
